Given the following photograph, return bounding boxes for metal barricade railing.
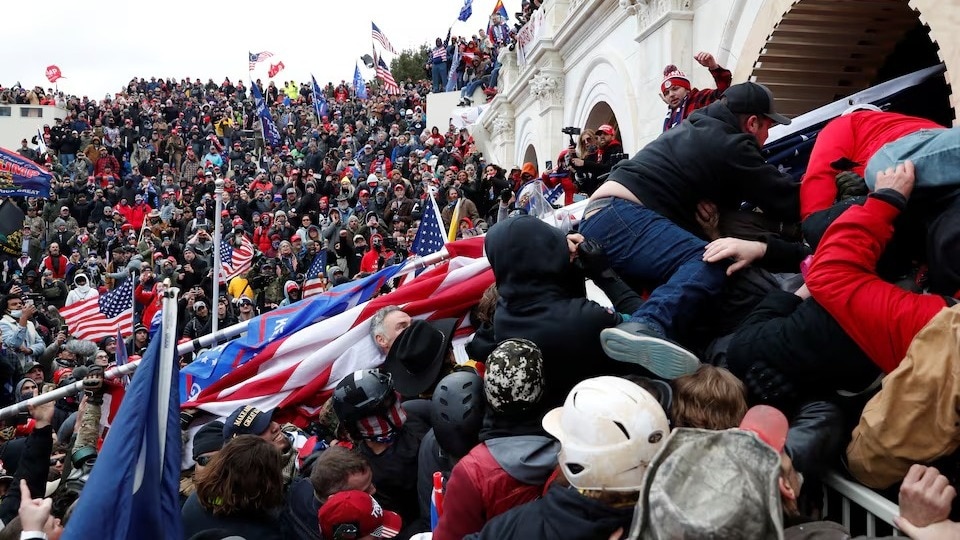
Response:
[823,470,901,537]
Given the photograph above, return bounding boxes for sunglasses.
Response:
[50,457,65,466]
[195,455,214,466]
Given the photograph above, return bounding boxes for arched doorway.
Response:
[749,0,954,124]
[522,144,539,172]
[583,102,621,138]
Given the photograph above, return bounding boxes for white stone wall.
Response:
[470,0,957,169]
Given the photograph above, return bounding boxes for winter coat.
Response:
[467,483,634,540]
[486,216,625,408]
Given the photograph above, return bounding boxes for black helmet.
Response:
[431,371,484,459]
[332,369,395,434]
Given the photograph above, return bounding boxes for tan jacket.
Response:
[847,304,960,489]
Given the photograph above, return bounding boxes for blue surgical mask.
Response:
[9,310,22,318]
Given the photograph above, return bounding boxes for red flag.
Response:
[268,61,286,78]
[183,252,494,423]
[45,65,64,83]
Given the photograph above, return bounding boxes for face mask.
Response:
[9,310,22,318]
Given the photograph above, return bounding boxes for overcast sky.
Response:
[7,0,521,99]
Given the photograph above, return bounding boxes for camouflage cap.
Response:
[484,338,544,415]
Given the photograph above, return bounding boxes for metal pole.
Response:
[212,178,224,334]
[157,286,179,465]
[0,246,459,420]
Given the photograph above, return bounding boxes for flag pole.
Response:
[0,246,461,420]
[157,285,180,464]
[212,177,224,334]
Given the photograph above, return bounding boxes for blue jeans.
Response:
[865,127,960,191]
[431,63,448,93]
[579,198,727,338]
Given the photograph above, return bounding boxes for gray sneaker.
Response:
[600,321,701,380]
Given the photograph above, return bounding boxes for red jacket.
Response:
[135,282,162,329]
[117,202,152,230]
[806,194,947,373]
[41,255,69,279]
[800,111,941,220]
[433,443,544,540]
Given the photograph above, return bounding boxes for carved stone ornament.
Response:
[637,0,692,31]
[492,116,514,137]
[529,71,564,105]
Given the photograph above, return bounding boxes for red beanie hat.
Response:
[660,65,691,95]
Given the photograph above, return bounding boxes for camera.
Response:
[561,127,581,136]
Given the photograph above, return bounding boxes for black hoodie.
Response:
[485,216,625,409]
[467,483,634,540]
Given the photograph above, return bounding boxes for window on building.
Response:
[0,107,11,117]
[20,108,42,118]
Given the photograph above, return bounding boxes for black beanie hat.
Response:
[192,420,225,460]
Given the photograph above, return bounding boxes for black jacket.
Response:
[467,483,634,540]
[181,491,284,540]
[280,478,323,540]
[486,216,628,409]
[727,289,880,411]
[608,102,799,234]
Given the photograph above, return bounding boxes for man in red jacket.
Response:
[806,160,955,374]
[799,108,943,221]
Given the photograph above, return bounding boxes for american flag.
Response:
[302,251,328,298]
[371,22,398,54]
[248,51,274,71]
[182,247,492,422]
[375,57,400,95]
[412,195,447,257]
[219,235,255,281]
[62,278,134,341]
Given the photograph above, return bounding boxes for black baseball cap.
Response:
[722,82,791,126]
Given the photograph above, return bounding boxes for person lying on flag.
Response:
[369,306,412,355]
[221,405,308,485]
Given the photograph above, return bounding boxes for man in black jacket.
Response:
[486,215,644,409]
[579,82,799,380]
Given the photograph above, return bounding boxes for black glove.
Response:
[743,361,799,410]
[835,171,868,201]
[574,238,611,279]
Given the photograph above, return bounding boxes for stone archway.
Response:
[522,144,539,172]
[733,0,955,123]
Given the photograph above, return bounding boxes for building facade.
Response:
[472,0,957,171]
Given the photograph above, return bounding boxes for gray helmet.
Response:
[332,369,396,435]
[431,371,484,459]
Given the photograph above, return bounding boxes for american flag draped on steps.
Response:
[371,22,398,54]
[218,235,254,281]
[62,278,134,341]
[182,237,487,422]
[302,251,328,298]
[248,51,274,71]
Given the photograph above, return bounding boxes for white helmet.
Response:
[542,376,670,491]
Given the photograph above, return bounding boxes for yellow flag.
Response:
[447,198,462,242]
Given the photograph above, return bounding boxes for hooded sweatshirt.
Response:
[485,215,625,408]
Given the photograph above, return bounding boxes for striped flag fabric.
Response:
[375,57,400,95]
[62,278,134,342]
[302,251,328,298]
[371,22,398,54]
[183,247,493,422]
[180,262,403,404]
[248,51,274,71]
[219,235,254,281]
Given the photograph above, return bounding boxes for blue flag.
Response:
[181,262,402,402]
[412,197,446,258]
[63,317,182,540]
[311,74,329,119]
[458,0,473,21]
[353,63,368,100]
[0,147,52,197]
[250,80,281,148]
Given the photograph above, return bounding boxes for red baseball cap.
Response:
[738,405,789,453]
[318,491,401,539]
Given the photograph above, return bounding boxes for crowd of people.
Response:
[0,13,959,539]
